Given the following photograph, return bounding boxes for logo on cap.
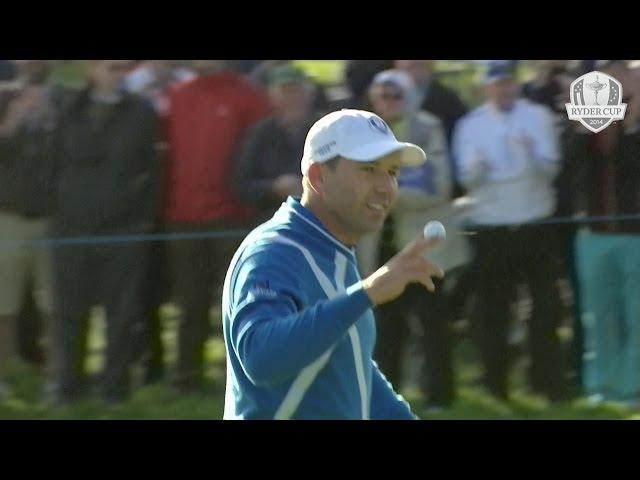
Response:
[368,117,389,135]
[314,140,337,158]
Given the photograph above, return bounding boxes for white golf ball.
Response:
[423,221,446,242]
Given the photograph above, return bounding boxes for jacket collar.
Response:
[278,197,357,259]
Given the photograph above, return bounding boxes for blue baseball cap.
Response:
[483,61,516,85]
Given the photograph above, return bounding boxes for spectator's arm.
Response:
[452,117,489,188]
[529,106,561,177]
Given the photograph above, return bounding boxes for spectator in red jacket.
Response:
[163,60,272,392]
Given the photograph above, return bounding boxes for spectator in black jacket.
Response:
[50,60,160,405]
[235,64,318,223]
[344,60,394,109]
[394,60,467,144]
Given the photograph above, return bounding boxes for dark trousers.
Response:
[469,224,566,400]
[375,279,456,407]
[135,229,170,383]
[52,240,148,401]
[166,221,244,390]
[373,217,459,406]
[17,276,45,366]
[563,230,583,391]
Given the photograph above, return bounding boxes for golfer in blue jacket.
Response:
[222,109,444,419]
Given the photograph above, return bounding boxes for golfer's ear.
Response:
[305,163,325,196]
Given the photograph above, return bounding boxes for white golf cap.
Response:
[301,109,426,176]
[370,69,415,95]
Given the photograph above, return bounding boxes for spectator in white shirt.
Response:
[452,62,569,402]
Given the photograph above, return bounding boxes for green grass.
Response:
[293,60,347,86]
[1,307,638,420]
[410,337,637,420]
[49,60,91,89]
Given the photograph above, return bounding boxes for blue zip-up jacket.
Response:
[222,197,416,420]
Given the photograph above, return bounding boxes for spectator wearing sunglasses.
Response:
[358,69,471,410]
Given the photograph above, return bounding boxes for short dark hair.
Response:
[302,156,342,196]
[322,156,341,171]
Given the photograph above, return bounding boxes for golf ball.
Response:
[423,221,446,242]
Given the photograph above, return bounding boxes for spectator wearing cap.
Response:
[568,60,640,405]
[452,61,569,402]
[359,69,471,409]
[245,61,332,114]
[234,64,320,224]
[162,60,272,393]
